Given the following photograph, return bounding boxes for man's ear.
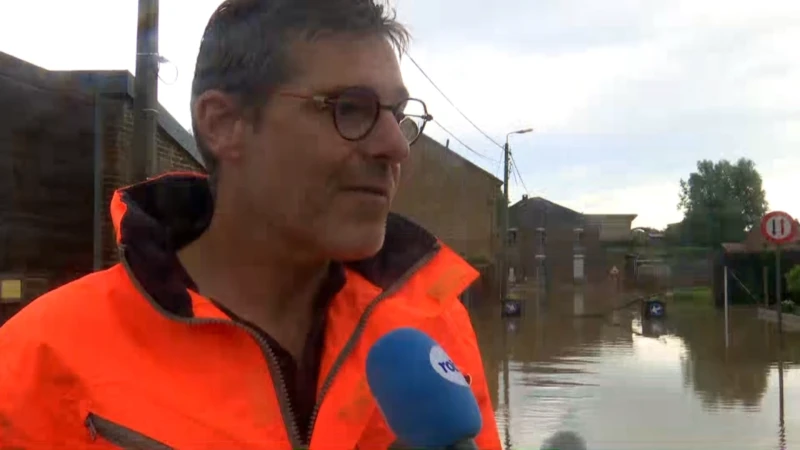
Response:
[193,90,245,163]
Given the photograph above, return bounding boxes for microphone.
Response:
[365,327,482,450]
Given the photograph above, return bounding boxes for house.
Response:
[0,51,203,320]
[391,135,503,297]
[508,196,604,286]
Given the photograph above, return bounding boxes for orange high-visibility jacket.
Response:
[0,173,501,449]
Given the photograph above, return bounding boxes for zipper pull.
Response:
[85,416,97,441]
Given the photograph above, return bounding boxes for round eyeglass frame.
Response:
[280,87,433,145]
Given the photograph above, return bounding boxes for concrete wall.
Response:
[392,134,501,264]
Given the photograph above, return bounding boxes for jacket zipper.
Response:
[85,413,173,449]
[120,250,301,448]
[304,244,440,444]
[120,243,440,449]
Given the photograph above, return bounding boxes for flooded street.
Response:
[471,289,800,449]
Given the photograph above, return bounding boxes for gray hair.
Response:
[190,0,410,181]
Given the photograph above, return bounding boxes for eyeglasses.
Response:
[279,87,433,145]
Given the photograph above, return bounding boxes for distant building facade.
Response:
[508,196,605,286]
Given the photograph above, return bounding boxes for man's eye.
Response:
[337,101,361,116]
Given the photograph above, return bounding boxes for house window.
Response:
[574,227,584,244]
[507,228,518,246]
[535,227,546,248]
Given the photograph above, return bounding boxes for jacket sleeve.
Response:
[0,313,93,448]
[441,299,502,450]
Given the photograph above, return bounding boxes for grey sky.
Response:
[2,0,798,226]
[395,0,800,227]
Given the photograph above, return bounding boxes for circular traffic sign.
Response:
[760,211,797,244]
[649,303,664,317]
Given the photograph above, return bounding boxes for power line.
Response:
[510,153,529,195]
[431,120,499,164]
[509,161,520,186]
[407,53,529,191]
[511,155,528,194]
[406,53,504,150]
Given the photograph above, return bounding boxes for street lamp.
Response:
[500,127,533,302]
[507,128,533,140]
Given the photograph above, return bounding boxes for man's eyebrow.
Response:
[314,84,410,100]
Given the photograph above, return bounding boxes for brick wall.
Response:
[392,135,501,264]
[0,57,97,305]
[0,53,205,319]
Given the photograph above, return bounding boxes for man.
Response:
[0,0,501,448]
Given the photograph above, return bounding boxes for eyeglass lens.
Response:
[333,88,425,143]
[399,100,425,143]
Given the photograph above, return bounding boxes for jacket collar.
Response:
[109,172,468,317]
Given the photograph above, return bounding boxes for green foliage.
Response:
[673,286,712,303]
[663,222,684,245]
[630,229,648,247]
[678,158,768,247]
[787,265,800,302]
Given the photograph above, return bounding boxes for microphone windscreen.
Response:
[366,327,482,448]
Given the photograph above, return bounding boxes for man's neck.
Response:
[176,213,330,356]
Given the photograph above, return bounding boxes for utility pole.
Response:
[500,128,533,302]
[130,0,160,182]
[500,141,510,302]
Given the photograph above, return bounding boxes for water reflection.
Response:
[778,356,786,450]
[471,289,799,449]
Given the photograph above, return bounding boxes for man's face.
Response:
[217,34,411,261]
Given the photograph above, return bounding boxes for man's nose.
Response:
[361,111,411,163]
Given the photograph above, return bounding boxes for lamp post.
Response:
[131,0,160,181]
[500,128,533,302]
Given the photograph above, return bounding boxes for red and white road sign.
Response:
[760,211,797,245]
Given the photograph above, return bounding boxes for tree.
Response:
[787,265,800,303]
[663,222,684,245]
[678,158,768,247]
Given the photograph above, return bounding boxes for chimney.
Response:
[522,194,529,201]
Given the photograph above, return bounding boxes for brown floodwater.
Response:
[470,287,800,450]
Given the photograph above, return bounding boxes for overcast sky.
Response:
[2,0,798,227]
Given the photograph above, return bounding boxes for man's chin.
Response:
[327,227,387,262]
